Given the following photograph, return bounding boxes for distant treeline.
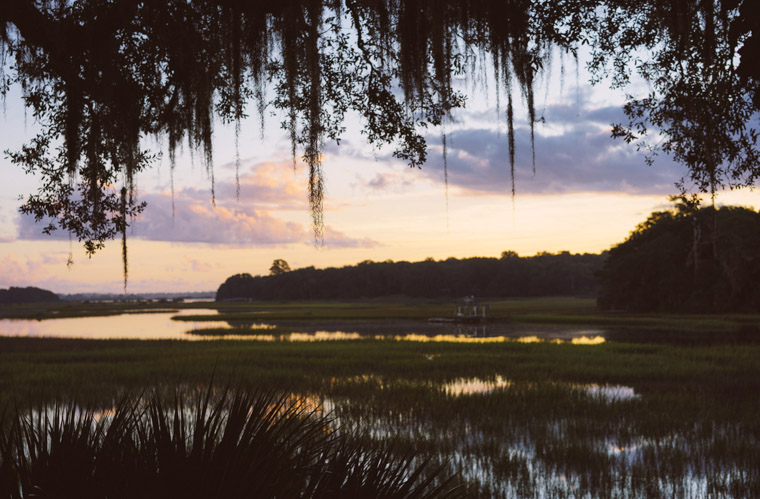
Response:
[0,286,59,304]
[597,205,760,313]
[216,252,605,301]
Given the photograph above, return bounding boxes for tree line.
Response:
[216,252,605,302]
[597,204,760,313]
[218,202,760,313]
[0,287,60,304]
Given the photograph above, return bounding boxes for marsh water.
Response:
[0,309,220,340]
[3,308,759,497]
[32,375,758,498]
[0,309,609,341]
[306,375,758,498]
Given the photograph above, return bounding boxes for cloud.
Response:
[16,160,380,249]
[0,252,68,289]
[184,257,215,272]
[354,172,416,193]
[131,193,307,245]
[321,226,383,249]
[308,101,684,197]
[415,104,684,195]
[211,159,308,210]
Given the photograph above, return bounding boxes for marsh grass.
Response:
[1,336,759,497]
[186,325,297,336]
[6,297,760,336]
[0,385,459,498]
[326,378,760,497]
[168,297,760,335]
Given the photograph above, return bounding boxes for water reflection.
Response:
[0,309,225,340]
[390,334,606,345]
[267,320,609,341]
[0,309,611,344]
[1,305,614,342]
[24,377,755,498]
[320,376,756,498]
[208,331,364,342]
[583,383,638,402]
[443,376,511,396]
[184,329,606,344]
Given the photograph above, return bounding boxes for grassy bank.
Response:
[168,296,760,334]
[5,297,760,334]
[0,338,760,498]
[1,335,759,497]
[3,298,760,496]
[1,335,757,404]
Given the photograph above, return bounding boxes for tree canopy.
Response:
[269,259,291,276]
[0,286,60,304]
[597,201,760,313]
[216,252,604,301]
[2,0,759,285]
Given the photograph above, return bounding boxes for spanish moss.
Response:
[120,187,128,292]
[507,86,516,197]
[2,0,758,286]
[442,132,449,231]
[235,119,241,202]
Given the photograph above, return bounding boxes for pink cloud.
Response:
[0,252,68,289]
[16,160,381,249]
[354,172,416,193]
[132,193,307,245]
[212,159,308,209]
[185,257,213,272]
[321,226,383,249]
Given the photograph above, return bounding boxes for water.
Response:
[0,309,224,340]
[0,310,608,342]
[14,374,759,497]
[316,376,758,498]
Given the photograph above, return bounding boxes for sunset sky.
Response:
[1,51,757,294]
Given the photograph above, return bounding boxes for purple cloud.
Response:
[16,160,381,248]
[414,104,685,195]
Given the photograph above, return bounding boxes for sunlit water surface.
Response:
[304,377,756,498]
[51,376,747,498]
[0,309,225,340]
[0,311,607,342]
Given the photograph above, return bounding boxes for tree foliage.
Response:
[0,286,59,304]
[1,0,759,285]
[269,258,291,276]
[216,252,604,301]
[597,202,760,313]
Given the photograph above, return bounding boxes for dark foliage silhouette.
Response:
[597,203,760,312]
[2,0,759,284]
[216,252,604,301]
[0,286,59,304]
[0,385,460,498]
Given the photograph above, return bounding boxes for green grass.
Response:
[3,298,760,496]
[166,297,760,333]
[1,336,757,403]
[186,325,298,336]
[1,336,759,496]
[6,297,760,335]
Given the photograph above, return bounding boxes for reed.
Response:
[0,385,460,498]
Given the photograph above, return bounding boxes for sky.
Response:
[1,49,757,294]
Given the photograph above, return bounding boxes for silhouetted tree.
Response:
[269,259,291,276]
[216,252,605,301]
[597,204,760,312]
[2,1,759,284]
[0,286,60,304]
